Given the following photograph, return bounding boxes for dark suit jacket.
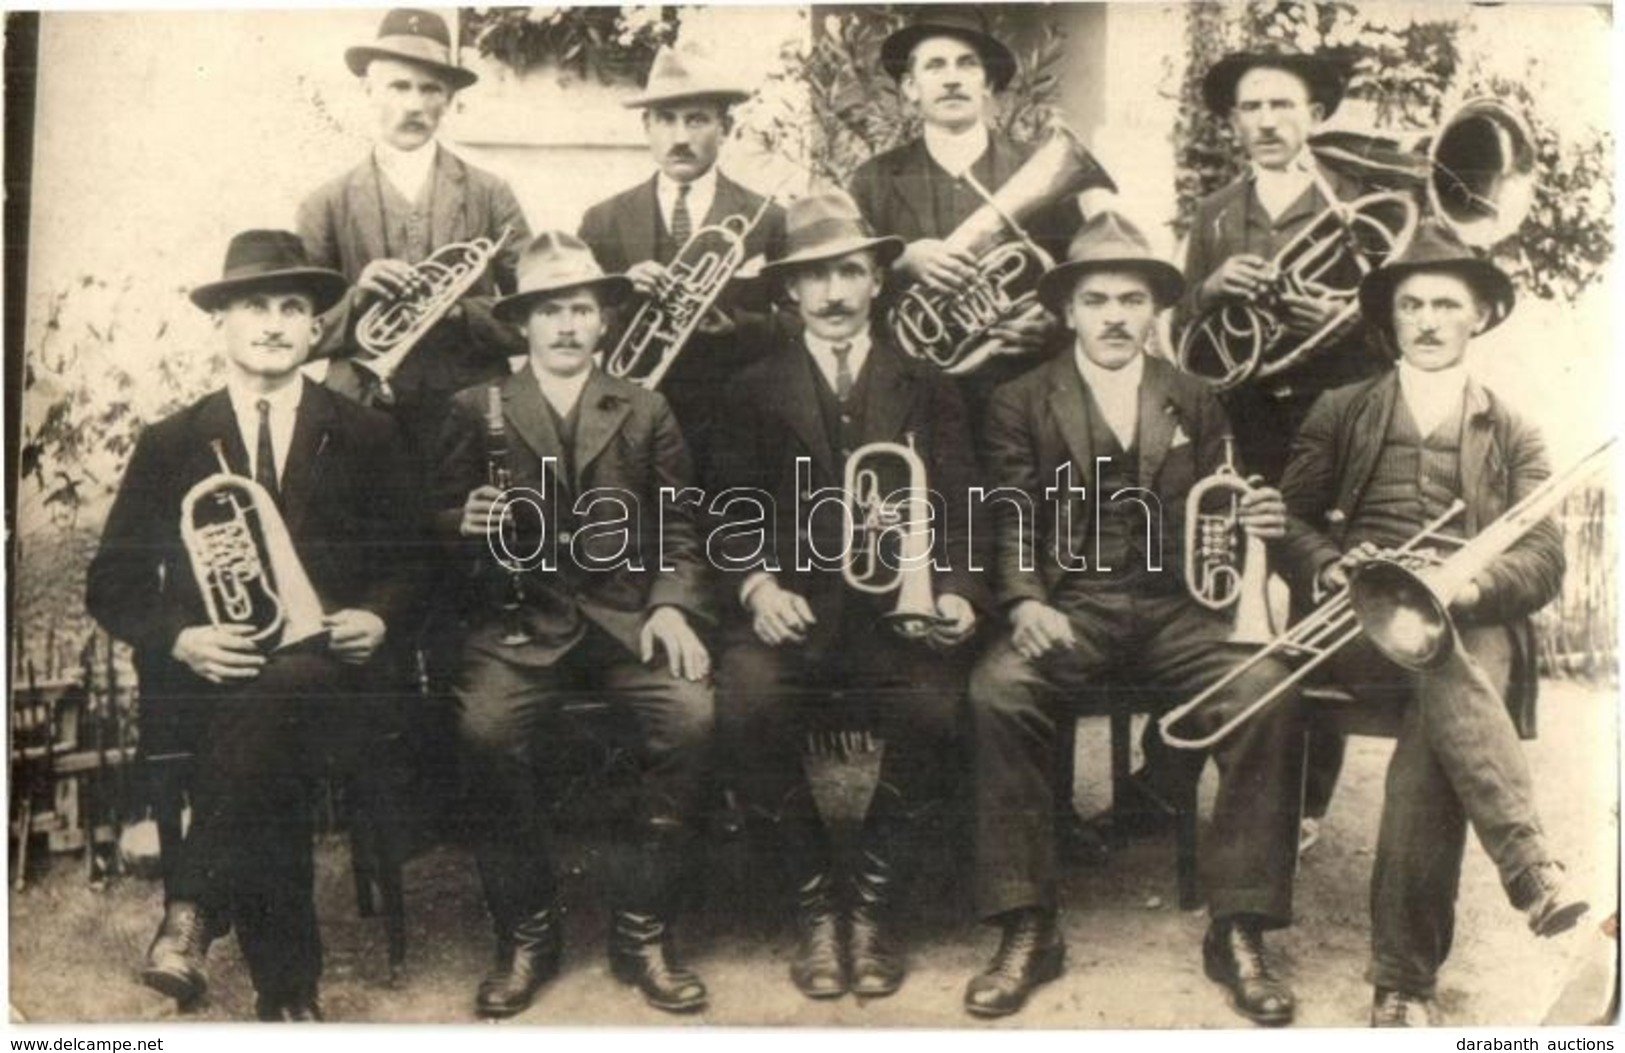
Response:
[982,353,1231,613]
[85,381,420,754]
[577,170,786,278]
[432,366,712,666]
[1278,370,1564,734]
[706,328,988,651]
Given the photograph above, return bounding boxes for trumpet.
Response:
[355,226,515,391]
[604,198,775,390]
[1178,98,1535,391]
[181,440,325,649]
[484,383,533,647]
[1185,438,1276,646]
[890,121,1117,376]
[843,435,949,640]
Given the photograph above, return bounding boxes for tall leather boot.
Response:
[141,900,210,1005]
[790,869,847,998]
[476,908,562,1019]
[609,911,707,1013]
[847,847,905,997]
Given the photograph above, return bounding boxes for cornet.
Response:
[1185,438,1275,646]
[843,435,948,640]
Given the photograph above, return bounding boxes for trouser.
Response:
[1324,626,1552,997]
[167,649,358,1006]
[453,626,715,933]
[969,591,1305,926]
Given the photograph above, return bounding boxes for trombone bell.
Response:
[1346,559,1454,671]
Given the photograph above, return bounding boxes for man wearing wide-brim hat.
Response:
[708,190,986,1002]
[87,230,419,1021]
[431,231,717,1018]
[577,39,787,477]
[965,211,1307,1024]
[297,7,531,454]
[1276,222,1586,1027]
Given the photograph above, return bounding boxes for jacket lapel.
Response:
[783,344,838,477]
[1459,378,1498,535]
[622,177,661,267]
[1337,372,1400,523]
[1136,357,1178,485]
[280,380,335,536]
[344,158,389,267]
[194,390,249,478]
[856,337,916,446]
[572,371,632,489]
[502,367,565,477]
[1045,356,1096,479]
[429,146,468,250]
[706,174,745,228]
[887,141,932,239]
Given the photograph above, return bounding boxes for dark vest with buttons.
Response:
[377,175,435,264]
[1347,396,1465,550]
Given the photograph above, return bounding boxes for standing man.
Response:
[964,213,1305,1025]
[709,191,984,1000]
[298,7,530,455]
[86,231,418,1021]
[1277,223,1587,1026]
[432,232,715,1018]
[578,41,786,473]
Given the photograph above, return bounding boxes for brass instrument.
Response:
[355,225,515,392]
[604,199,776,390]
[1185,438,1276,645]
[1158,501,1466,751]
[1178,98,1536,391]
[1350,436,1616,671]
[180,441,325,649]
[843,434,949,640]
[890,121,1117,376]
[484,383,533,647]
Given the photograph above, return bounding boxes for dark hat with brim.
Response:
[1036,211,1185,315]
[758,191,904,282]
[1358,221,1515,336]
[493,231,633,325]
[190,230,349,314]
[623,43,751,109]
[1202,50,1346,117]
[346,8,478,91]
[880,7,1018,93]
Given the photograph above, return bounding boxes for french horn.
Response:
[843,434,948,639]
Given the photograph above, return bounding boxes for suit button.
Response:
[841,448,853,459]
[841,414,852,424]
[558,530,574,545]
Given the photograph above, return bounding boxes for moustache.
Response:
[254,340,293,350]
[1097,326,1132,341]
[813,304,854,319]
[550,340,585,350]
[666,146,697,160]
[938,91,971,103]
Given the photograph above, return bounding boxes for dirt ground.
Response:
[8,678,1619,1029]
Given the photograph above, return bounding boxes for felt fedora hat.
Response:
[345,8,478,91]
[1036,211,1185,315]
[189,230,349,314]
[880,6,1018,93]
[1358,220,1515,336]
[493,232,634,324]
[758,191,904,280]
[1202,48,1346,117]
[623,41,752,109]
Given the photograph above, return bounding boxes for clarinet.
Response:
[485,384,533,646]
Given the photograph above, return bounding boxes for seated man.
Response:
[1277,222,1588,1027]
[432,232,715,1018]
[86,231,418,1021]
[965,212,1305,1025]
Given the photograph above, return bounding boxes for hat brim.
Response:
[345,45,478,90]
[622,88,752,110]
[189,268,350,315]
[759,235,906,282]
[1037,258,1185,316]
[493,275,635,325]
[1358,258,1515,337]
[880,23,1017,93]
[1202,53,1345,118]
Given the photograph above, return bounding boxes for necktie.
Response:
[671,183,693,246]
[831,343,854,403]
[254,398,280,504]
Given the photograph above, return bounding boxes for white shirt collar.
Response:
[923,122,991,178]
[1073,347,1144,449]
[804,328,872,394]
[226,375,304,483]
[529,360,592,419]
[1250,148,1317,221]
[374,140,437,203]
[1397,360,1470,438]
[656,166,719,240]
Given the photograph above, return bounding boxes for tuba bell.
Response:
[843,434,948,639]
[180,441,325,649]
[889,121,1117,376]
[1185,438,1276,645]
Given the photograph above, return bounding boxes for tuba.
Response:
[354,225,516,391]
[1185,438,1276,645]
[843,434,948,640]
[889,121,1117,376]
[1178,98,1537,391]
[180,441,325,649]
[603,198,776,390]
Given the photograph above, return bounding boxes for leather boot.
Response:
[847,849,905,998]
[1371,987,1434,1027]
[1511,862,1590,938]
[964,908,1064,1018]
[1202,916,1295,1026]
[609,911,708,1013]
[790,871,846,999]
[476,908,562,1019]
[140,900,209,1005]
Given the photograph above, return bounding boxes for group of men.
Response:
[87,6,1588,1029]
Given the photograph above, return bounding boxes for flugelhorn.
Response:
[355,225,515,388]
[1178,98,1536,391]
[1185,438,1276,645]
[180,440,325,649]
[604,197,776,390]
[484,383,533,647]
[1349,436,1616,672]
[843,434,948,640]
[890,121,1117,376]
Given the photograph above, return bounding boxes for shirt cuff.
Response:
[740,571,773,609]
